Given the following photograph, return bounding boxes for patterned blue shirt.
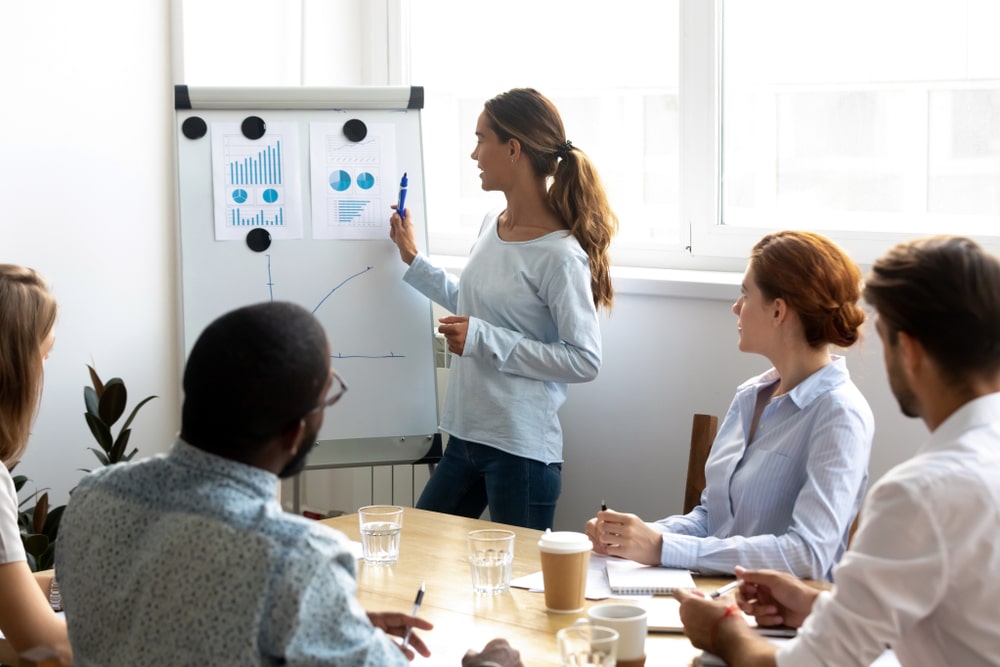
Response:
[56,440,409,666]
[654,356,874,581]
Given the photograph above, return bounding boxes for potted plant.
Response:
[13,464,63,571]
[82,364,157,469]
[15,365,157,571]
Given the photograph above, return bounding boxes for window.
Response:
[716,0,1000,263]
[180,0,1000,269]
[409,0,683,262]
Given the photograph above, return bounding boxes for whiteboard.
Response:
[174,86,439,466]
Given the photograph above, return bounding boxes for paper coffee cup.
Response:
[538,530,591,613]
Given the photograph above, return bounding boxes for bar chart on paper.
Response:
[225,134,286,227]
[210,121,304,240]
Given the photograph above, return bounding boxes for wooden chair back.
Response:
[684,413,719,514]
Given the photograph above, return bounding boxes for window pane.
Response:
[929,90,1000,217]
[409,0,681,256]
[722,0,1000,236]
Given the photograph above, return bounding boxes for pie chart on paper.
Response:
[329,170,351,192]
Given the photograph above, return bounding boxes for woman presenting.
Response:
[586,231,874,581]
[389,88,618,530]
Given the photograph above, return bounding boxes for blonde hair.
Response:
[0,265,57,464]
[483,88,619,311]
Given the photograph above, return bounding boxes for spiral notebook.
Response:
[604,559,696,595]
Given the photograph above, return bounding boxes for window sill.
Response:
[428,255,741,302]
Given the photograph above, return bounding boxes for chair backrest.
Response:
[684,413,719,514]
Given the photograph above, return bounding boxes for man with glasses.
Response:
[56,301,521,667]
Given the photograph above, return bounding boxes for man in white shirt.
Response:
[674,235,1000,667]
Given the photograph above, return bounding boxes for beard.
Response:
[886,353,921,419]
[278,424,319,479]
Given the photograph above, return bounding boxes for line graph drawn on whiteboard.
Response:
[263,255,405,360]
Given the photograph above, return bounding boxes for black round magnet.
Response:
[246,228,272,252]
[181,116,207,140]
[343,118,368,142]
[241,116,267,140]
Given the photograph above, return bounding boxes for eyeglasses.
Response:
[304,369,349,417]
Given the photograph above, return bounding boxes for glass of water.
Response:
[467,529,515,594]
[358,505,404,566]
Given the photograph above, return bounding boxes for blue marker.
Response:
[397,172,408,218]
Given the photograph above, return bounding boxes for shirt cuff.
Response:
[660,533,701,569]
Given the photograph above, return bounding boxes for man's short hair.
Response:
[863,235,1000,381]
[180,301,329,457]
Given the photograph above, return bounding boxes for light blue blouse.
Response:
[655,356,874,581]
[403,210,602,465]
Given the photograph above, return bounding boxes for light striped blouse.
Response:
[654,356,874,581]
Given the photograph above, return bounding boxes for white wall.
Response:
[3,1,178,504]
[3,2,928,532]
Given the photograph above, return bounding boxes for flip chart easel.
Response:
[174,85,440,509]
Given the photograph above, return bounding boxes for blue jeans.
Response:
[416,435,562,530]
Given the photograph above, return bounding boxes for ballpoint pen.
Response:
[397,172,408,218]
[709,579,742,599]
[601,499,607,511]
[400,580,424,651]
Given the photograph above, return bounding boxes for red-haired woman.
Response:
[587,231,874,582]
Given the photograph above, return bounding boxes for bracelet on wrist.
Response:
[48,575,63,612]
[709,604,742,656]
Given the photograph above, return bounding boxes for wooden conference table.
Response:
[0,508,737,666]
[324,507,728,666]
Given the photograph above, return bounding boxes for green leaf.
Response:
[109,429,131,463]
[87,364,104,395]
[13,474,27,492]
[86,447,110,466]
[84,412,114,453]
[38,542,56,571]
[119,395,157,432]
[42,505,65,540]
[98,379,128,426]
[123,449,139,461]
[22,533,49,558]
[84,385,100,417]
[31,493,49,534]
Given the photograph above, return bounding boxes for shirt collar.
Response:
[170,438,279,500]
[739,355,850,410]
[918,392,1000,455]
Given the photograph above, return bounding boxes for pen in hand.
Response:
[709,579,742,599]
[400,580,424,651]
[397,172,408,218]
[601,499,607,512]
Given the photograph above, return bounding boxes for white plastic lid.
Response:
[537,530,592,554]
